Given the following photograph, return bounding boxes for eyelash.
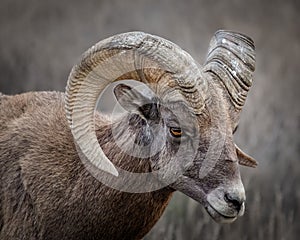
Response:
[169,127,182,138]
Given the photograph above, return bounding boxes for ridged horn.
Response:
[65,32,206,176]
[202,30,257,168]
[203,30,255,113]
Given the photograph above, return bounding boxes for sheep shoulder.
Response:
[0,91,77,238]
[0,91,172,239]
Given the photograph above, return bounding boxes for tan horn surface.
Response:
[203,30,255,110]
[65,32,206,175]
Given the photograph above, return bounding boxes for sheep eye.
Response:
[169,127,182,138]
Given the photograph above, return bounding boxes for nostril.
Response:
[224,193,243,212]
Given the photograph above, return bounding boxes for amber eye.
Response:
[169,127,182,138]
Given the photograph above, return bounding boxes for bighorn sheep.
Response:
[0,31,257,239]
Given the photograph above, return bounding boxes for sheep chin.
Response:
[206,205,237,224]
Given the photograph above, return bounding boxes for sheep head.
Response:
[65,31,257,223]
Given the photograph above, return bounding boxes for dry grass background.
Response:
[0,0,299,239]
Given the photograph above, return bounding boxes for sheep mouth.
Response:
[206,204,237,223]
[170,176,238,224]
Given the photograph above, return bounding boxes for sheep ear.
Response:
[236,144,258,168]
[114,83,160,120]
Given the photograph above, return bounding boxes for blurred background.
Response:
[0,0,299,239]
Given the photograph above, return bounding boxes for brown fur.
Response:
[0,92,173,240]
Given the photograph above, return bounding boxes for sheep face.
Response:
[112,82,246,223]
[65,31,257,223]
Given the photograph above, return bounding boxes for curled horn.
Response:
[65,32,206,176]
[203,30,255,115]
[202,30,257,168]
